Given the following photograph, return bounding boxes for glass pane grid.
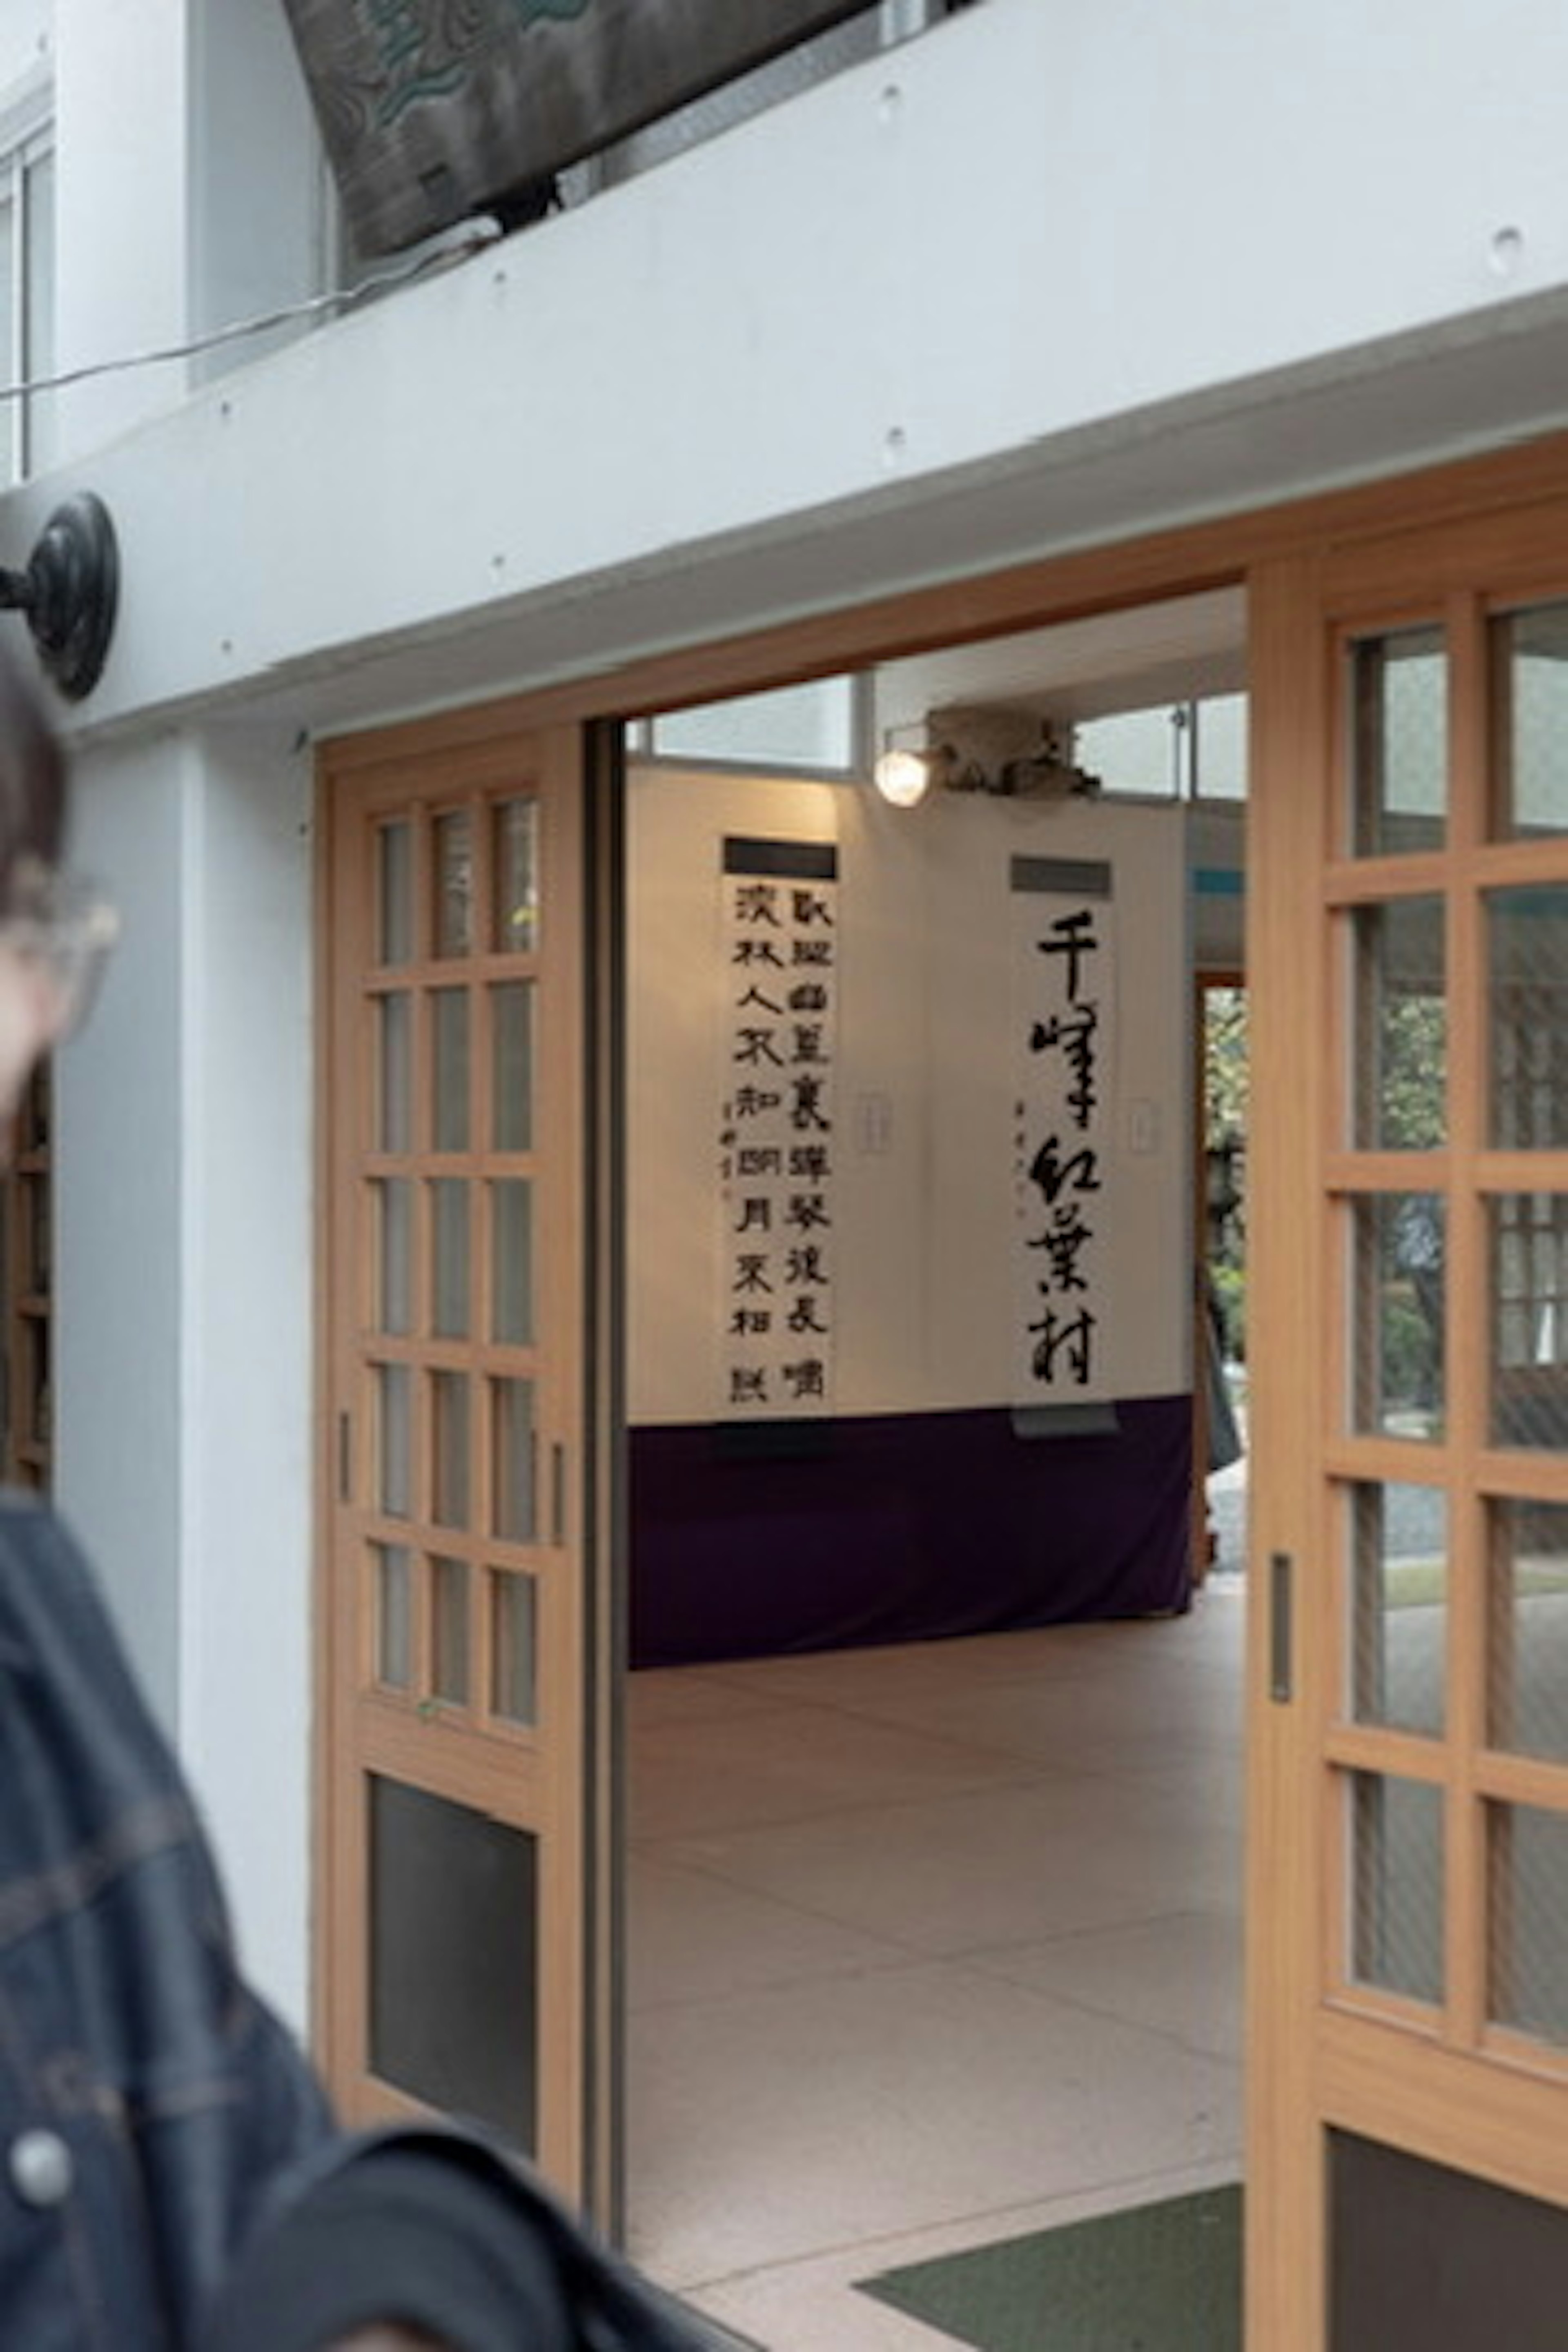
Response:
[1494,602,1568,841]
[1350,898,1446,1150]
[1350,1192,1446,1441]
[1348,1482,1448,1739]
[1350,625,1448,857]
[1490,1195,1568,1448]
[1489,1800,1568,2047]
[1488,884,1568,1147]
[1347,1768,1445,2007]
[1488,1499,1568,1760]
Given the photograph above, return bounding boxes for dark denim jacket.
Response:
[0,1494,333,2349]
[0,1497,708,2352]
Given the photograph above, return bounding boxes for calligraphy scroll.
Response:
[717,837,838,1419]
[1011,856,1117,1406]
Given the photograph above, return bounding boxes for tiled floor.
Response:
[626,1579,1246,2348]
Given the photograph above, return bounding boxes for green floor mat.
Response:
[856,2182,1242,2352]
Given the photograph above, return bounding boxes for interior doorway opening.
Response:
[620,589,1252,2346]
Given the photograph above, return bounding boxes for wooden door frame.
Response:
[311,429,1568,2295]
[1193,967,1247,1590]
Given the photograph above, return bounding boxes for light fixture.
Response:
[0,493,119,701]
[874,704,1102,807]
[873,723,934,808]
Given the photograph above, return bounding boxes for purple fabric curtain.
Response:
[629,1396,1193,1668]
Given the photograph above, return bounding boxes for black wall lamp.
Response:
[0,492,118,701]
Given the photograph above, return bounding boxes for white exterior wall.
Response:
[14,0,1568,2023]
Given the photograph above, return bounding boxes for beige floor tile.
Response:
[656,1773,1239,1955]
[679,2159,1241,2351]
[968,1908,1243,2063]
[628,1851,914,2010]
[628,1702,1041,1841]
[626,1598,1247,2343]
[626,1958,1240,2286]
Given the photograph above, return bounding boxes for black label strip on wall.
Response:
[1010,855,1114,898]
[723,836,839,881]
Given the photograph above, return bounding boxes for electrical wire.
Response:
[0,218,502,405]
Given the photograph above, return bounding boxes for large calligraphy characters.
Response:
[1014,893,1113,1400]
[718,853,838,1417]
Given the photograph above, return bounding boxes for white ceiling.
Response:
[871,586,1247,734]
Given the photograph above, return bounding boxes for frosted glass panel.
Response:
[1490,1196,1568,1449]
[431,991,470,1153]
[373,1543,412,1690]
[431,1371,470,1528]
[433,811,473,958]
[1489,1499,1568,1762]
[1349,1771,1443,2005]
[1351,627,1447,855]
[1350,898,1446,1149]
[1489,1802,1568,2047]
[1488,884,1568,1148]
[377,994,412,1154]
[1350,1194,1445,1441]
[490,1570,538,1726]
[430,1554,470,1706]
[494,800,539,954]
[376,1363,412,1520]
[376,1179,412,1337]
[1494,603,1568,840]
[492,982,535,1152]
[431,1180,470,1340]
[491,1181,534,1346]
[491,1377,537,1544]
[377,823,413,966]
[1348,1483,1447,1738]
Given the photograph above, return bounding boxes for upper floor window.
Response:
[0,113,54,483]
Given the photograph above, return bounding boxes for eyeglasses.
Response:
[0,867,120,1042]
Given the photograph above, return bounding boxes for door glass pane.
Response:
[492,1180,535,1346]
[1488,884,1568,1147]
[1350,898,1446,1148]
[378,821,413,965]
[372,1543,413,1690]
[375,1363,412,1520]
[1488,1801,1568,2046]
[369,1776,539,2149]
[431,1371,470,1528]
[1488,1499,1568,1760]
[430,1554,470,1706]
[0,197,15,485]
[375,1179,412,1336]
[430,1179,470,1340]
[1490,1195,1568,1448]
[494,799,539,954]
[433,811,473,958]
[1348,1770,1444,2005]
[1348,1482,1448,1738]
[376,993,412,1154]
[431,990,470,1153]
[1350,626,1447,856]
[1350,1194,1446,1441]
[1493,602,1568,840]
[492,1376,537,1544]
[492,981,535,1152]
[490,1569,538,1726]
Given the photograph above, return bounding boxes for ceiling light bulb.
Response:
[873,746,931,808]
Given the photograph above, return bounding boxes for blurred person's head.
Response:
[0,637,115,1131]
